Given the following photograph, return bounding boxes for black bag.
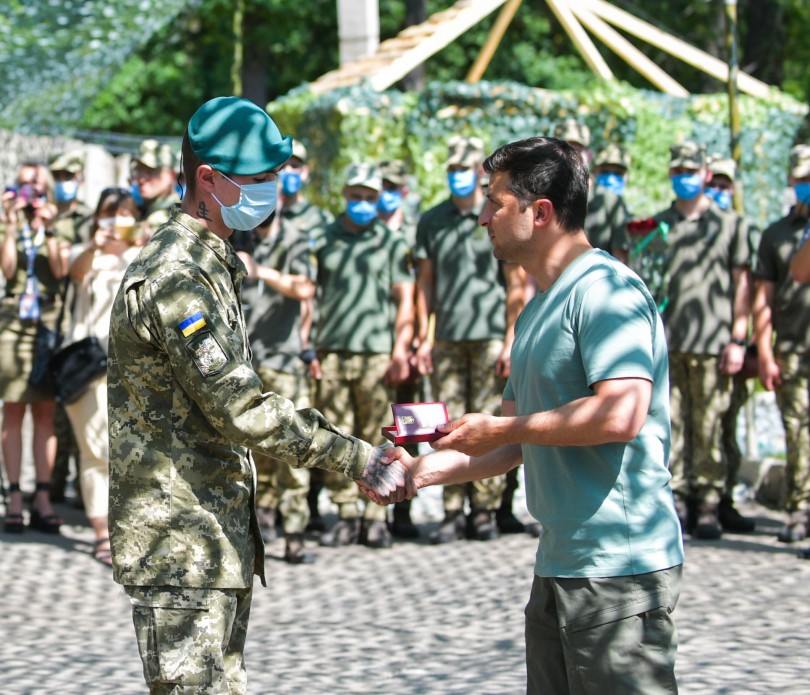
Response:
[28,320,60,395]
[48,336,108,404]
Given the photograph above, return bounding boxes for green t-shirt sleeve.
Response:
[390,233,414,285]
[575,274,656,387]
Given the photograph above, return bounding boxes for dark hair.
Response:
[483,136,589,232]
[94,188,137,218]
[181,130,203,199]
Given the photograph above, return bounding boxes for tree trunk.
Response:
[399,0,428,92]
[741,0,785,86]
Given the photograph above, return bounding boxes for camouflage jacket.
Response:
[108,208,371,589]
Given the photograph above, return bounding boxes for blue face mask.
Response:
[212,172,278,231]
[705,187,732,210]
[377,189,402,214]
[346,199,378,227]
[795,182,810,206]
[130,182,144,207]
[671,172,703,201]
[175,182,186,200]
[447,169,477,198]
[280,170,303,196]
[54,180,79,203]
[595,173,625,197]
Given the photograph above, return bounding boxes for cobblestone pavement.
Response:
[2,483,809,695]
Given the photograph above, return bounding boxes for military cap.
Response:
[188,96,292,176]
[134,139,176,170]
[554,119,591,148]
[707,155,737,182]
[291,139,308,163]
[790,144,810,179]
[49,149,84,174]
[594,143,630,170]
[669,141,705,169]
[379,159,408,187]
[344,162,382,192]
[446,135,485,168]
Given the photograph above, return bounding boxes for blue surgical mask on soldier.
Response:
[595,173,625,197]
[213,173,278,231]
[346,199,378,227]
[280,171,302,196]
[671,173,703,200]
[54,180,79,203]
[795,182,810,206]
[130,182,144,207]
[447,169,477,198]
[705,187,732,210]
[377,190,402,214]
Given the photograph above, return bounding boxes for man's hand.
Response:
[432,413,506,457]
[758,353,781,391]
[719,342,744,375]
[357,444,417,505]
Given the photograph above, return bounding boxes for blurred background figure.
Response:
[587,143,632,263]
[130,138,180,235]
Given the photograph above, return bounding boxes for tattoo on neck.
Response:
[197,201,211,221]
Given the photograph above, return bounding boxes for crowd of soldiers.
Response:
[2,120,810,564]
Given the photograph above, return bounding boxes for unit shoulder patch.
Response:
[186,330,228,376]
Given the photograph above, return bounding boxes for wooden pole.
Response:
[465,0,524,83]
[546,0,613,80]
[231,0,244,97]
[725,0,743,213]
[579,0,771,99]
[570,4,689,97]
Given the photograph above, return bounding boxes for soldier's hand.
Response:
[357,444,416,505]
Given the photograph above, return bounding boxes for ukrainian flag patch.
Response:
[178,311,206,337]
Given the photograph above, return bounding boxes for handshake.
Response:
[357,444,416,505]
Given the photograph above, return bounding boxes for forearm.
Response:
[257,265,314,300]
[730,267,751,341]
[411,444,522,489]
[1,229,17,279]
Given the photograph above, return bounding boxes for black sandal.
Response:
[3,483,25,534]
[29,482,62,534]
[93,538,113,567]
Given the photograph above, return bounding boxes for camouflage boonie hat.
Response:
[594,144,630,170]
[554,119,591,148]
[344,162,382,191]
[135,139,176,170]
[291,139,308,163]
[446,135,485,168]
[379,159,408,186]
[707,155,737,182]
[669,141,705,169]
[789,144,810,179]
[49,149,85,174]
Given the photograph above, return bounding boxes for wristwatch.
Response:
[43,228,56,238]
[729,337,746,347]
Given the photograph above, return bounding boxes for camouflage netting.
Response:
[0,0,190,134]
[269,79,807,228]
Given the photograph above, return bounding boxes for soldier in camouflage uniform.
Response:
[586,143,632,263]
[653,141,751,540]
[47,149,92,503]
[415,136,526,543]
[240,211,318,564]
[107,97,413,694]
[706,156,759,533]
[309,163,415,550]
[130,138,181,235]
[754,144,810,545]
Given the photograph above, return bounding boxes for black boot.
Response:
[319,517,361,547]
[718,497,755,534]
[284,533,315,564]
[692,501,722,540]
[429,510,466,545]
[468,509,500,542]
[391,500,420,539]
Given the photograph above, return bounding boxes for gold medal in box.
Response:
[381,402,449,445]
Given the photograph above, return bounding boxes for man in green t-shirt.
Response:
[414,136,526,543]
[654,141,752,540]
[309,163,415,549]
[278,139,334,242]
[370,136,684,694]
[754,143,810,546]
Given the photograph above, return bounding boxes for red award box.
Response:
[381,402,450,445]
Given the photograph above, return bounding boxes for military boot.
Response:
[718,496,756,534]
[257,506,278,543]
[429,510,466,545]
[319,517,361,547]
[777,510,809,543]
[468,509,500,542]
[692,501,722,540]
[391,500,420,539]
[284,533,315,565]
[362,519,393,549]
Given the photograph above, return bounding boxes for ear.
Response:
[197,164,217,194]
[533,198,553,226]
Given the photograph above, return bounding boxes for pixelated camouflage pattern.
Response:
[668,353,731,504]
[143,196,180,234]
[431,339,507,510]
[108,209,371,589]
[126,585,251,694]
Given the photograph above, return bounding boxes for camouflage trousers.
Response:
[314,351,393,522]
[431,339,507,512]
[669,353,731,504]
[253,366,311,534]
[125,584,252,694]
[721,372,750,499]
[773,352,810,511]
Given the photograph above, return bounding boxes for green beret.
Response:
[188,96,292,175]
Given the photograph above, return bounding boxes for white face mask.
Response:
[212,172,278,231]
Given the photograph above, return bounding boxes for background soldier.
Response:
[130,138,180,234]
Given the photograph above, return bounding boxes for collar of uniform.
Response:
[281,199,310,217]
[170,207,243,273]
